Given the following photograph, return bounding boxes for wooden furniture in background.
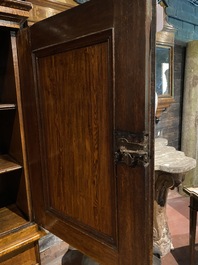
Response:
[0,1,44,264]
[183,187,198,265]
[27,0,77,25]
[0,0,32,28]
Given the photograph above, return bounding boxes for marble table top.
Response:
[155,138,196,174]
[183,186,198,197]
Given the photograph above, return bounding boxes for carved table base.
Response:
[153,171,185,257]
[154,138,196,257]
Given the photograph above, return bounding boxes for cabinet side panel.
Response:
[16,28,45,221]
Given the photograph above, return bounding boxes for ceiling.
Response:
[188,0,198,6]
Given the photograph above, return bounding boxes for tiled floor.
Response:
[162,188,198,265]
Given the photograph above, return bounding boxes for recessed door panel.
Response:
[35,34,116,245]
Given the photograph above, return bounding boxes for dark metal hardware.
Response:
[114,131,149,167]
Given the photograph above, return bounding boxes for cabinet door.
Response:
[17,0,155,264]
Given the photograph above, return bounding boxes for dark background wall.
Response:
[155,0,198,150]
[155,44,186,150]
[166,0,198,43]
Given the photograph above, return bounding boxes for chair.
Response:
[183,187,198,265]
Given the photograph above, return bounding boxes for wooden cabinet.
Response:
[0,1,44,264]
[0,0,155,264]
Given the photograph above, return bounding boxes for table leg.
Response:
[190,196,197,265]
[154,171,184,257]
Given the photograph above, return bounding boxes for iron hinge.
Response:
[114,131,149,167]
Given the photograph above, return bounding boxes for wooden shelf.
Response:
[0,155,22,174]
[0,204,28,236]
[0,204,45,257]
[0,104,16,110]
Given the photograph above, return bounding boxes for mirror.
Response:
[155,43,175,119]
[156,45,173,97]
[156,1,175,119]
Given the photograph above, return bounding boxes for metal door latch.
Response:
[114,131,149,167]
